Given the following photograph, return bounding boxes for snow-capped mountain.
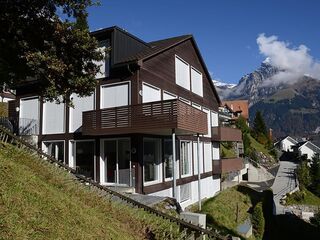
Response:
[212,80,236,89]
[214,60,320,138]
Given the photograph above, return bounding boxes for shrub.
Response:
[310,211,320,228]
[252,202,265,240]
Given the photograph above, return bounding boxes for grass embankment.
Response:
[286,189,320,206]
[248,135,269,157]
[0,144,179,240]
[0,102,8,117]
[199,186,273,240]
[202,187,252,231]
[220,142,237,158]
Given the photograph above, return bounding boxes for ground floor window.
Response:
[180,141,191,176]
[43,141,64,162]
[143,138,161,184]
[70,140,95,179]
[164,139,173,179]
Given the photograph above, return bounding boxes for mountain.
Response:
[215,61,320,138]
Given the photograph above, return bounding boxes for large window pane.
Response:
[44,141,64,162]
[164,139,173,179]
[175,56,190,90]
[143,139,161,183]
[75,141,95,179]
[181,141,191,176]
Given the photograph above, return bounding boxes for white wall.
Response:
[281,138,296,152]
[203,108,211,137]
[299,145,316,160]
[212,142,220,160]
[69,93,95,132]
[149,176,220,210]
[43,100,65,134]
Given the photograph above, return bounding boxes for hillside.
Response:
[0,143,178,239]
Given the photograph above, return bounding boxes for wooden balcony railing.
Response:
[212,126,242,142]
[82,99,208,136]
[212,158,244,174]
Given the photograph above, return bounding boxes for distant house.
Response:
[277,136,298,152]
[293,141,320,160]
[222,100,249,122]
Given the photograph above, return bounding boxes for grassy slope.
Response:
[286,189,320,206]
[0,102,8,117]
[0,144,179,240]
[220,143,237,158]
[201,187,252,232]
[248,135,270,156]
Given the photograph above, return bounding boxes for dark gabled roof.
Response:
[116,35,192,64]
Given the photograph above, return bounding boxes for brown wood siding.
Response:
[140,39,219,111]
[212,126,243,142]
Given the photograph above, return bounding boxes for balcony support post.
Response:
[172,129,177,199]
[197,133,201,211]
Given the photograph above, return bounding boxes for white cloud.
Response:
[257,34,320,85]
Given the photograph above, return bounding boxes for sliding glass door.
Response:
[103,139,131,186]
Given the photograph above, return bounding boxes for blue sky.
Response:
[87,0,320,84]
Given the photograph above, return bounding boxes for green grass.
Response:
[286,189,320,206]
[0,102,8,117]
[201,187,252,231]
[248,135,270,156]
[0,144,179,240]
[220,143,237,158]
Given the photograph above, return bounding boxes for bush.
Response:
[252,202,265,240]
[310,211,320,228]
[297,161,311,188]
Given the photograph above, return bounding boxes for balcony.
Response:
[82,99,208,136]
[211,126,242,142]
[212,158,244,174]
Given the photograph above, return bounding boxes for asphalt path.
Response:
[271,160,298,215]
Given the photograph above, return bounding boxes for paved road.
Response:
[271,160,298,215]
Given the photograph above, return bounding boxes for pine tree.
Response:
[252,111,268,144]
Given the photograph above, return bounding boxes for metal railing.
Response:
[0,126,225,240]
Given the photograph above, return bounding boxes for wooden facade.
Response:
[9,26,225,208]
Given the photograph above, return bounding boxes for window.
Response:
[19,97,39,135]
[191,67,203,96]
[204,143,212,172]
[70,140,95,179]
[203,108,211,137]
[43,141,64,162]
[193,141,204,174]
[69,93,95,132]
[43,100,65,134]
[164,139,173,179]
[142,83,161,103]
[179,97,191,105]
[143,138,161,183]
[101,82,130,108]
[211,111,219,127]
[175,56,190,90]
[163,91,177,101]
[180,141,191,176]
[192,102,201,110]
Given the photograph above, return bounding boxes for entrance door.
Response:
[103,139,131,186]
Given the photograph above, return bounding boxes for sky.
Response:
[87,0,320,84]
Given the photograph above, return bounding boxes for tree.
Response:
[0,0,102,103]
[297,159,311,188]
[310,153,320,197]
[252,111,269,145]
[235,115,249,133]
